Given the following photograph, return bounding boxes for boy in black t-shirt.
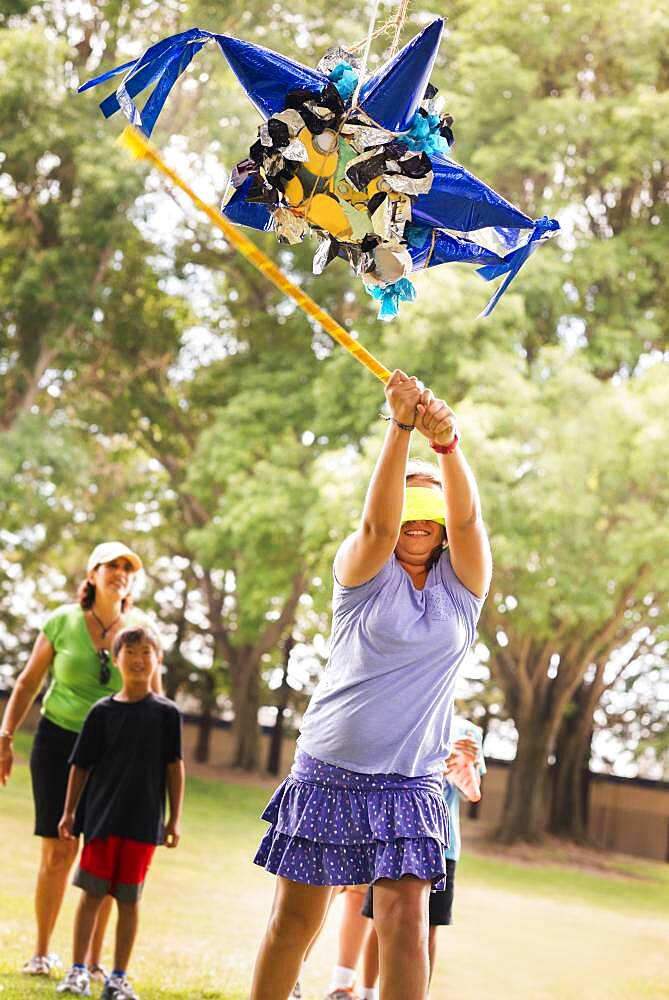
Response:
[56,626,184,1000]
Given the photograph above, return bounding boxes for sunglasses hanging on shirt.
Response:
[98,648,111,686]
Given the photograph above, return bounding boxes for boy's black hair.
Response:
[112,625,161,659]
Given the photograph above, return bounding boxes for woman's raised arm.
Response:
[415,395,492,598]
[335,370,422,588]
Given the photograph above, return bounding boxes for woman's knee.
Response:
[268,902,317,945]
[373,879,429,947]
[267,883,329,946]
[40,837,78,873]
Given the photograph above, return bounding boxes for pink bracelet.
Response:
[430,433,459,455]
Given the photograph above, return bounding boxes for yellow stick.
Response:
[118,127,392,384]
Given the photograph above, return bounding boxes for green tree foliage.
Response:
[0,20,186,432]
[444,0,669,373]
[464,354,669,840]
[1,1,667,827]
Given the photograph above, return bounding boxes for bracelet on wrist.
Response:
[430,433,459,455]
[380,413,414,432]
[0,729,14,742]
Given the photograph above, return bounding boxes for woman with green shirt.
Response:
[0,541,162,978]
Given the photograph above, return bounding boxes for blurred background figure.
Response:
[0,542,161,979]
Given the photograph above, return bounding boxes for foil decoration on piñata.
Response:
[79,21,559,319]
[236,67,448,296]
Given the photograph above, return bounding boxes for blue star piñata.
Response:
[79,21,559,319]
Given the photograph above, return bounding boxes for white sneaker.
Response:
[102,976,140,1000]
[23,954,59,976]
[57,967,91,996]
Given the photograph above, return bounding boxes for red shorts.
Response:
[73,836,156,902]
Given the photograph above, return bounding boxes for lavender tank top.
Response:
[297,552,485,777]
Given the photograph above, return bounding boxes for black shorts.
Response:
[360,860,456,926]
[30,716,79,838]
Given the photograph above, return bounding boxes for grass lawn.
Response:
[1,733,668,1000]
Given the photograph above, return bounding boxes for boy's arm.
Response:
[58,765,89,840]
[164,759,185,848]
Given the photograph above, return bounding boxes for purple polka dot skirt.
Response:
[254,749,449,889]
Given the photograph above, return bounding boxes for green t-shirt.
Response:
[41,604,145,733]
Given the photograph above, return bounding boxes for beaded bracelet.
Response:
[380,413,415,432]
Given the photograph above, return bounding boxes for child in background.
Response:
[356,717,486,999]
[320,886,373,999]
[56,627,184,1000]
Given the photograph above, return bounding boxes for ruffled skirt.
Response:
[253,749,449,889]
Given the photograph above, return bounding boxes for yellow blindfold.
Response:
[401,486,446,526]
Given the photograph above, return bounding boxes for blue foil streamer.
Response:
[365,278,417,321]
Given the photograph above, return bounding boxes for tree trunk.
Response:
[195,704,213,764]
[549,665,605,841]
[482,574,646,847]
[267,703,286,776]
[163,672,179,702]
[232,663,260,770]
[496,722,552,843]
[228,575,304,772]
[193,664,218,765]
[267,636,294,776]
[550,720,592,841]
